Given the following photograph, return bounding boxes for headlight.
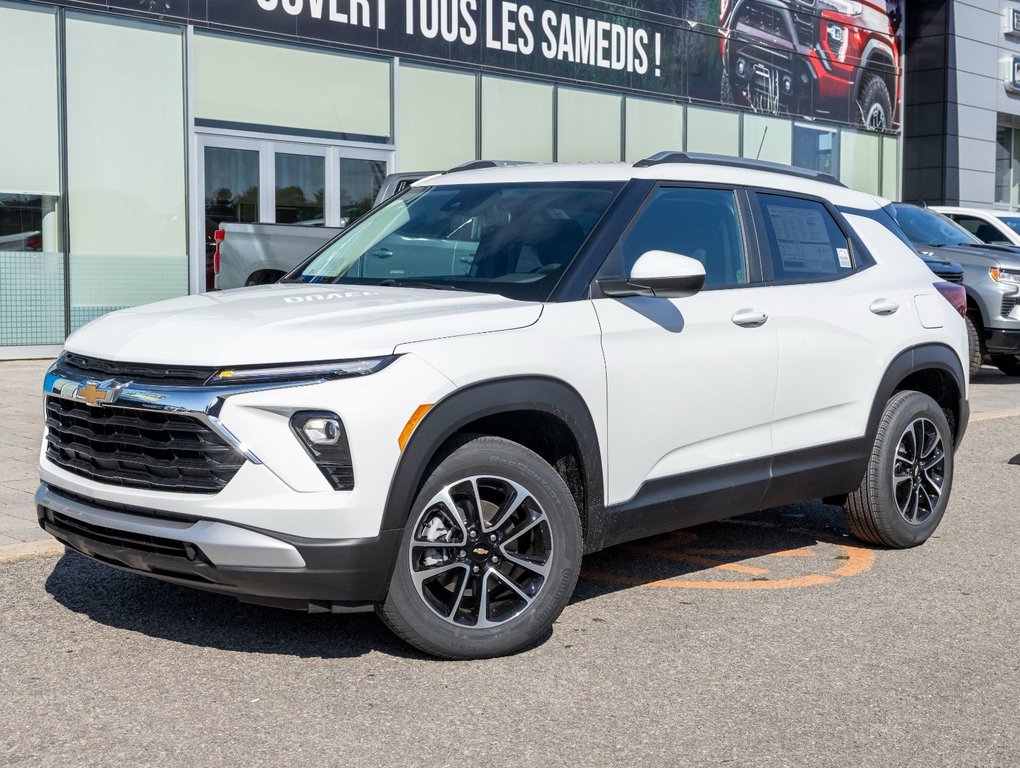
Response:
[818,0,863,15]
[989,267,1020,285]
[211,356,395,384]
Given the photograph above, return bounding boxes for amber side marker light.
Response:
[399,404,433,451]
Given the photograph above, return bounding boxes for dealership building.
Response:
[1,0,912,357]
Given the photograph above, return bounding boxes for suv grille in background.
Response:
[932,268,964,285]
[56,353,217,388]
[1003,295,1018,318]
[44,398,244,493]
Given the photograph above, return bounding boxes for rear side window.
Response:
[950,215,1004,244]
[620,187,747,287]
[758,194,853,282]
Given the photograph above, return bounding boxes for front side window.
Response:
[292,182,621,302]
[998,215,1020,236]
[619,187,747,287]
[758,194,853,282]
[951,215,1009,244]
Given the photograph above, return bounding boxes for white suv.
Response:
[37,154,970,659]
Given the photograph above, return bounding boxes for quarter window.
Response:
[620,188,747,287]
[758,194,853,282]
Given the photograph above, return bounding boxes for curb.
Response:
[0,539,64,565]
[970,407,1020,423]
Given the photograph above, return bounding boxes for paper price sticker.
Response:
[837,248,852,268]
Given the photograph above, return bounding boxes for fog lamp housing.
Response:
[291,411,354,490]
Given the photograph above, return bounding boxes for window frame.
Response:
[747,188,876,287]
[591,181,763,297]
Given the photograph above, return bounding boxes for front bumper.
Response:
[984,328,1020,355]
[37,483,401,611]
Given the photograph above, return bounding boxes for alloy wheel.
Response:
[892,418,946,525]
[866,102,887,131]
[408,476,554,628]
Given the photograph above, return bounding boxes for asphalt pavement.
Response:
[1,364,1018,766]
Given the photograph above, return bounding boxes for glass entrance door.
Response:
[194,134,391,290]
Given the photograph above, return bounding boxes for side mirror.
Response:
[598,250,707,299]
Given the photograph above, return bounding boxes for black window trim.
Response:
[589,180,764,298]
[747,188,877,288]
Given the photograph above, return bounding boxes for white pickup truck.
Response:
[213,171,432,290]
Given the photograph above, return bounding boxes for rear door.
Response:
[593,185,778,518]
[750,192,915,505]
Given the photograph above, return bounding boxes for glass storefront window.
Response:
[742,115,792,165]
[205,146,259,239]
[276,154,325,225]
[624,97,683,162]
[840,129,881,194]
[340,158,387,222]
[995,127,1012,206]
[399,65,476,171]
[0,2,63,348]
[793,125,838,176]
[557,88,622,163]
[66,13,187,330]
[686,107,739,156]
[482,77,554,163]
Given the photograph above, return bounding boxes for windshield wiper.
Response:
[374,279,473,292]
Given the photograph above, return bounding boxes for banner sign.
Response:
[88,0,904,133]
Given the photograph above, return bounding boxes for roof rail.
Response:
[447,160,532,173]
[633,151,844,187]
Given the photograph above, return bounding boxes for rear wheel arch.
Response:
[380,376,607,553]
[868,344,967,449]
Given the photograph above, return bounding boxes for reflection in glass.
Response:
[340,158,386,222]
[204,146,259,243]
[793,125,838,176]
[996,127,1011,206]
[276,153,325,225]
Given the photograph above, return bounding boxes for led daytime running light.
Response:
[212,356,394,384]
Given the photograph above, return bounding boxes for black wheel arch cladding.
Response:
[380,375,607,553]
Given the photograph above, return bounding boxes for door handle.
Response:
[371,248,394,258]
[731,309,769,328]
[870,298,899,316]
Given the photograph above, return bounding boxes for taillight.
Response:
[213,229,225,274]
[934,281,966,317]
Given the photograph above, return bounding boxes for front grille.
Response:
[56,352,217,388]
[1003,295,1018,318]
[47,509,190,559]
[44,397,244,493]
[736,4,794,44]
[791,10,818,47]
[933,267,964,284]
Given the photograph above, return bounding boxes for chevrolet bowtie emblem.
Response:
[73,381,126,407]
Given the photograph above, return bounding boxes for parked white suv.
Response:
[37,154,970,659]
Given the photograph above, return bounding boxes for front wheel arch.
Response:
[380,376,606,552]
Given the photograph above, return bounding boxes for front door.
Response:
[194,133,391,291]
[593,185,779,526]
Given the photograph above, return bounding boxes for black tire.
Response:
[379,436,582,659]
[721,68,732,104]
[965,314,983,377]
[857,73,893,132]
[990,353,1020,376]
[843,391,954,548]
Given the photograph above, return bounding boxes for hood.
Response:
[65,284,542,366]
[924,242,1020,265]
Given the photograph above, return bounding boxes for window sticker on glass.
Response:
[837,248,852,268]
[768,206,839,274]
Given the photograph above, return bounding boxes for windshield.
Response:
[290,182,623,301]
[998,216,1020,236]
[891,204,980,247]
